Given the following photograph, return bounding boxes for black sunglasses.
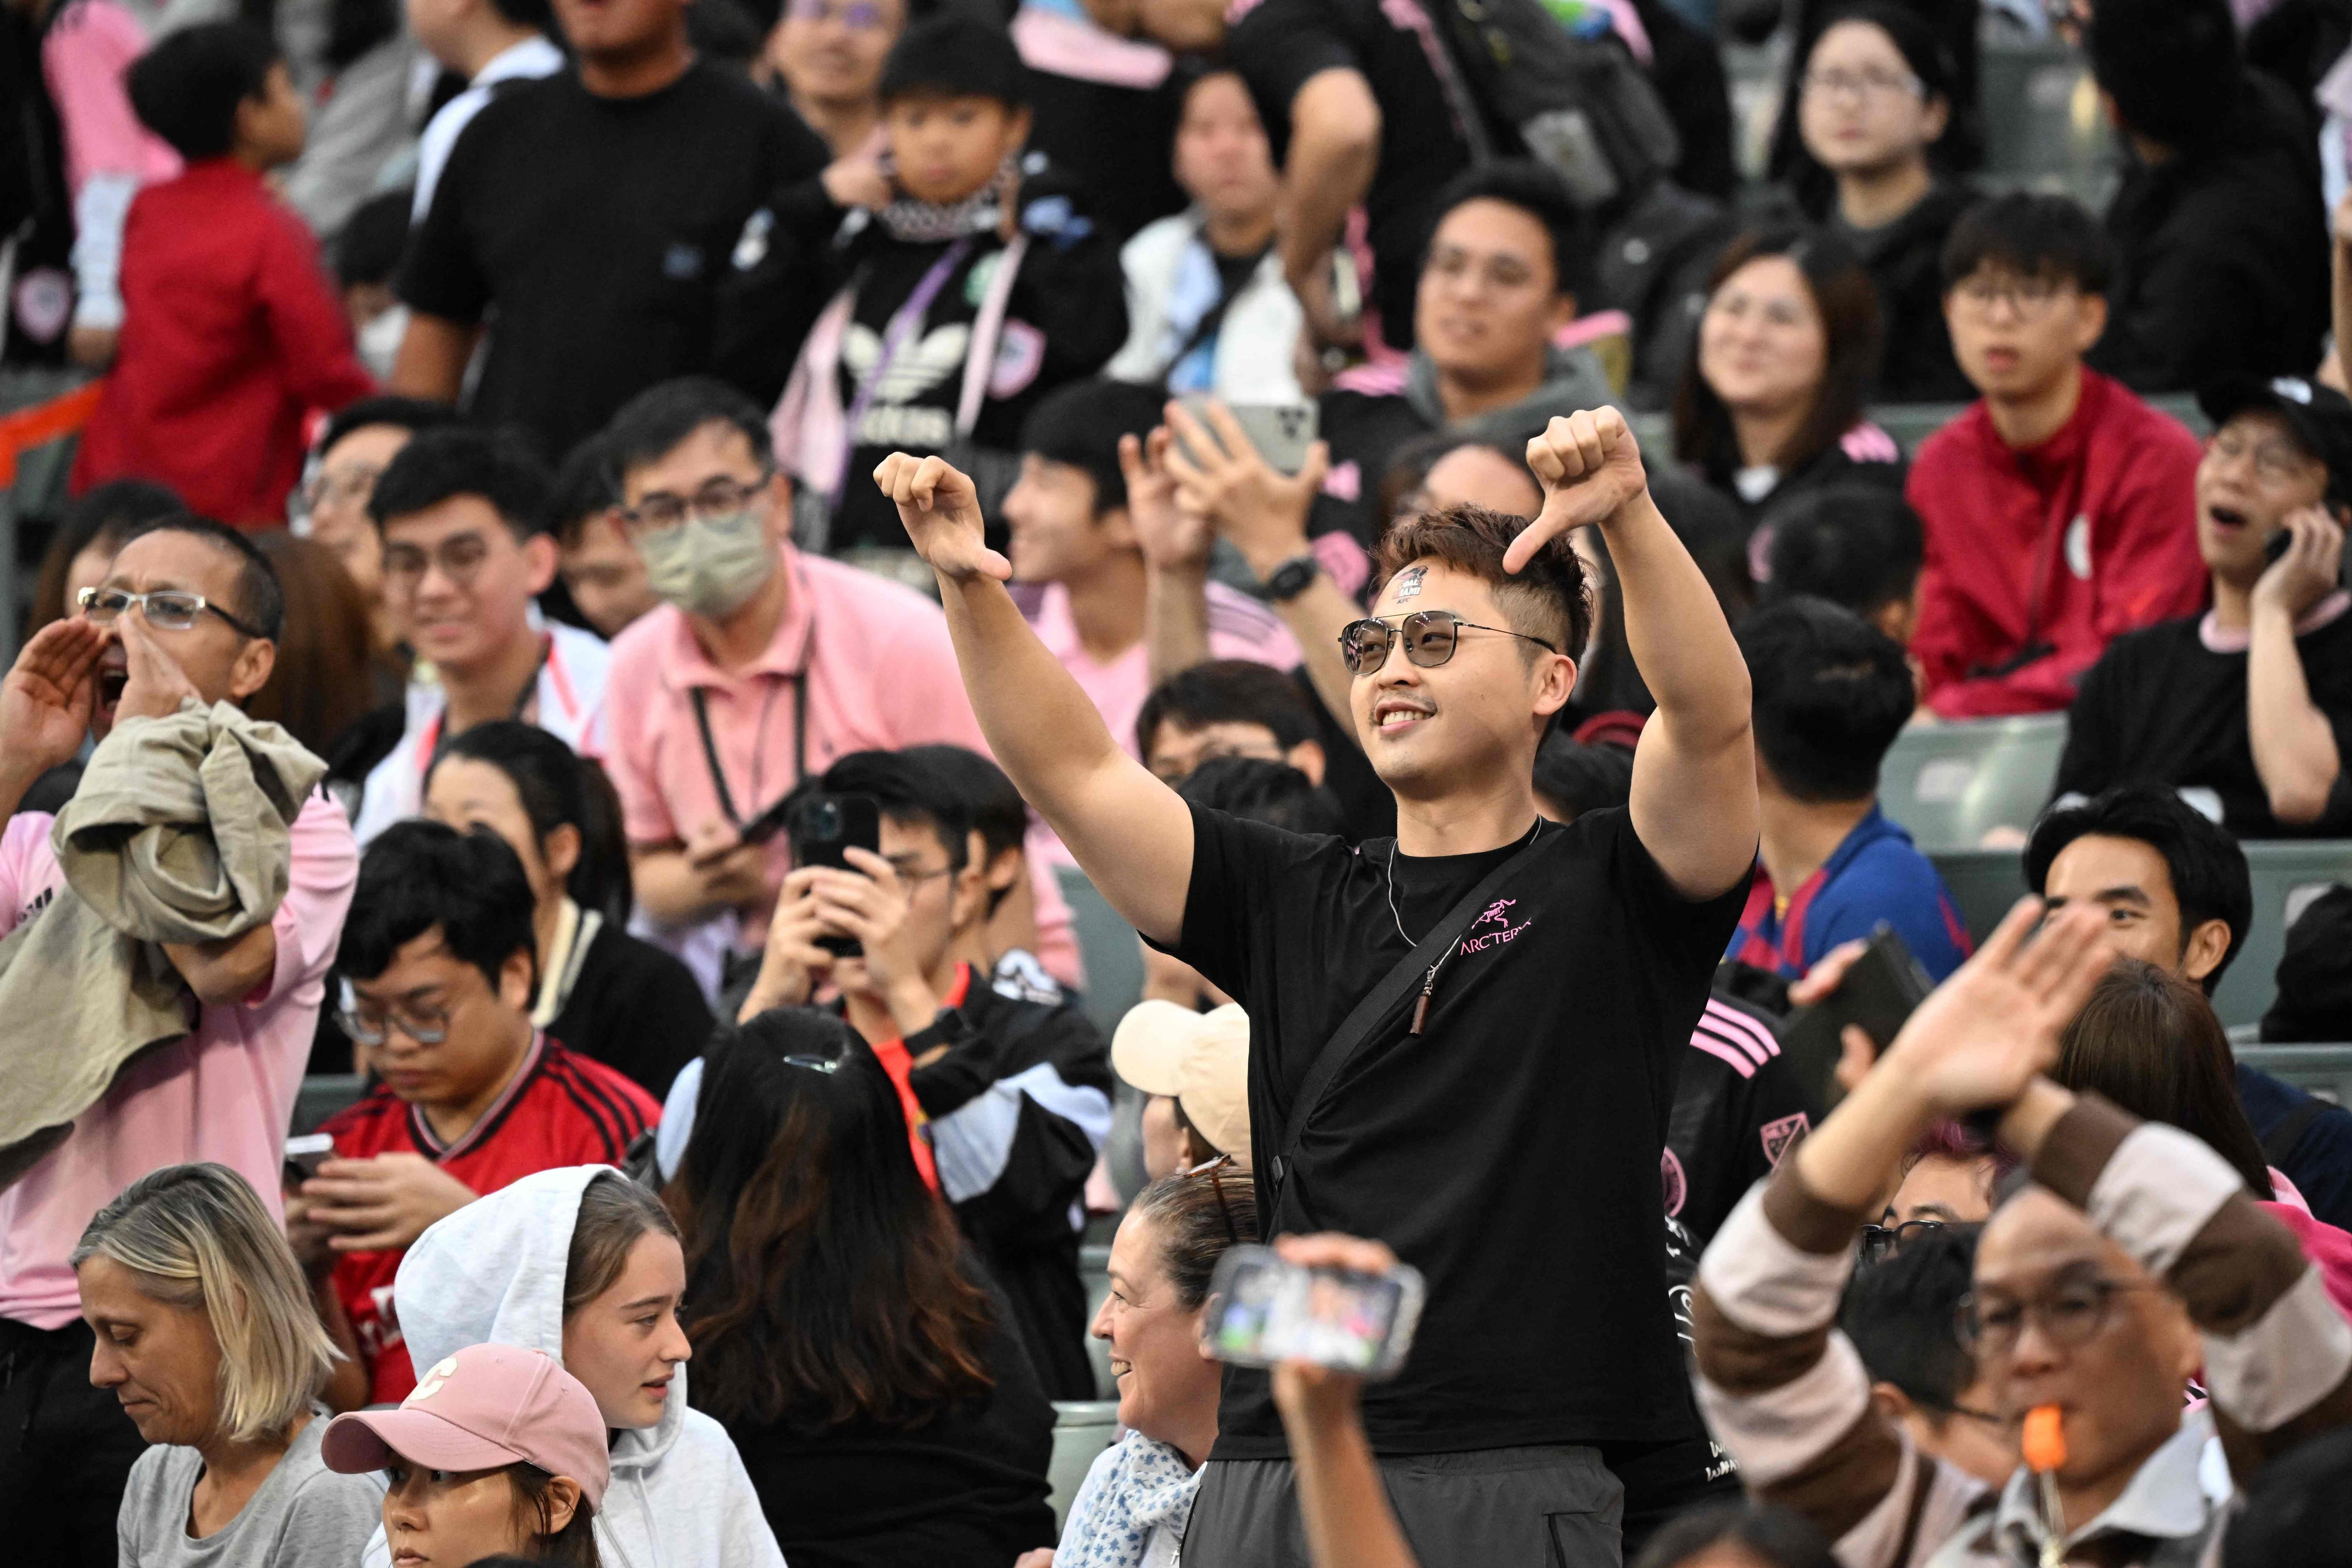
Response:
[1337,610,1558,676]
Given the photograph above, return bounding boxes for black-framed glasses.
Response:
[382,532,496,593]
[79,586,264,639]
[1859,1219,1946,1266]
[1337,610,1558,676]
[1955,1274,2162,1356]
[1185,1153,1241,1244]
[619,468,775,534]
[338,984,453,1048]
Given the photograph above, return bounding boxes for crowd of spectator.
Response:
[8,0,2352,1561]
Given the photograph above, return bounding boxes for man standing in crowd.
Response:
[349,427,609,843]
[2027,785,2352,1231]
[0,519,358,1563]
[876,397,1756,1557]
[1727,597,1970,983]
[2056,375,2352,836]
[1907,193,2207,718]
[390,0,829,457]
[406,0,562,221]
[596,379,994,971]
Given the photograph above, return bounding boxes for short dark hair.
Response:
[430,720,632,923]
[601,377,773,487]
[1840,1224,1981,1417]
[791,750,971,875]
[544,434,620,548]
[1020,380,1167,516]
[1761,486,1924,624]
[115,514,286,643]
[2024,785,2253,993]
[879,15,1028,109]
[2086,0,2243,150]
[1532,734,1635,821]
[1629,1503,1839,1568]
[127,22,279,162]
[1134,659,1319,761]
[1737,597,1912,803]
[1427,158,1594,302]
[902,745,1025,914]
[317,396,462,463]
[1175,756,1345,837]
[1675,224,1883,486]
[1375,503,1593,664]
[1939,192,2114,296]
[369,427,553,540]
[338,820,539,992]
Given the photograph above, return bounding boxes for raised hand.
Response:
[113,611,202,725]
[874,452,1011,584]
[1162,399,1329,576]
[1512,409,1651,573]
[0,617,102,774]
[2253,506,2346,619]
[1120,427,1210,575]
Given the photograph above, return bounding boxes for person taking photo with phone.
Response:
[873,394,1758,1562]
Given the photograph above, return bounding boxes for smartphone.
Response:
[283,1132,335,1188]
[1199,1243,1426,1380]
[1775,925,1935,1115]
[1175,399,1319,477]
[789,793,883,958]
[2264,509,2352,582]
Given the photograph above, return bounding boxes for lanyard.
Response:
[691,676,807,829]
[414,634,550,781]
[829,237,975,511]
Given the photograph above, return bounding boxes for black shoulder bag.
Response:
[1265,828,1551,1213]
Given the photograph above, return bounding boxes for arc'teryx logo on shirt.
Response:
[1460,897,1532,955]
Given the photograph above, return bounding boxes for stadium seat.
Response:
[1080,1241,1116,1399]
[1925,848,2033,950]
[1977,36,2117,208]
[2213,847,2352,1033]
[1048,1400,1124,1527]
[293,1073,366,1135]
[2234,1044,2352,1108]
[1057,864,1145,1039]
[1865,401,1969,456]
[1881,714,2067,851]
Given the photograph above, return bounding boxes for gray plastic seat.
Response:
[2234,1045,2352,1107]
[1047,1400,1124,1530]
[1057,864,1145,1041]
[1882,716,2069,852]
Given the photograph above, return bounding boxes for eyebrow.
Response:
[2091,885,2151,907]
[617,1292,674,1312]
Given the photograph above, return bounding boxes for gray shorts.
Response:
[1181,1444,1624,1568]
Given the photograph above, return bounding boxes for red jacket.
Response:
[72,159,372,526]
[1907,368,2208,718]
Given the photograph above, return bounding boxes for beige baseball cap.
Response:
[1112,1001,1251,1166]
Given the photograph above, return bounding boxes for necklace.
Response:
[1382,820,1545,1034]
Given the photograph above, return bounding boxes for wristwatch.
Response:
[1263,552,1322,603]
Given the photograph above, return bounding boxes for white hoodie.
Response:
[361,1165,787,1568]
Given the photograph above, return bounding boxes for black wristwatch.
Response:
[1264,552,1322,603]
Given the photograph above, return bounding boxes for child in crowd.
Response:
[766,14,1127,554]
[72,22,372,526]
[1906,192,2206,718]
[295,823,660,1407]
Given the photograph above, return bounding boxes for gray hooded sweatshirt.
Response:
[361,1165,787,1568]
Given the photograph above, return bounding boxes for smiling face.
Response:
[79,1256,222,1446]
[1698,256,1829,425]
[1349,561,1573,799]
[382,1462,550,1568]
[561,1231,691,1430]
[381,497,556,678]
[1003,455,1124,584]
[1797,19,1946,179]
[1091,1212,1221,1450]
[2196,410,2331,583]
[1416,198,1573,393]
[90,530,276,739]
[771,0,903,112]
[1173,72,1277,230]
[882,93,1028,206]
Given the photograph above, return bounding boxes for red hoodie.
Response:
[1907,367,2208,718]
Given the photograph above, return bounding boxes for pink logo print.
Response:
[1760,1112,1811,1168]
[1474,897,1516,928]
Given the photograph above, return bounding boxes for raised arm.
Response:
[1278,69,1381,346]
[877,453,1195,944]
[2247,506,2348,827]
[1521,412,1755,898]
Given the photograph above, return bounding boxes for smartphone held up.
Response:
[1200,1244,1425,1379]
[790,791,883,958]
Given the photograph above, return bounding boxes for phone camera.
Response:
[809,800,842,838]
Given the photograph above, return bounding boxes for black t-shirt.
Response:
[547,921,716,1102]
[1225,0,1472,354]
[1663,989,1815,1250]
[2056,606,2352,838]
[1166,801,1749,1457]
[399,62,828,458]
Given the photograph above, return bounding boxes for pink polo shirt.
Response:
[1028,579,1303,760]
[603,544,1082,982]
[0,791,358,1329]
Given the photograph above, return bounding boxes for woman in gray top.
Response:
[74,1163,380,1567]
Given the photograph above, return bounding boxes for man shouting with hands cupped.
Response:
[873,403,1758,1564]
[0,517,358,1564]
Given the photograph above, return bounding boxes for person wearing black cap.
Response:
[2054,373,2352,837]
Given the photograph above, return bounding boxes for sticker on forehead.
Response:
[1394,566,1426,601]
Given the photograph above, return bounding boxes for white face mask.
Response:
[357,303,409,381]
[636,508,777,620]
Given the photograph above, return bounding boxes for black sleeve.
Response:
[1008,175,1131,383]
[1159,800,1337,1005]
[396,101,497,324]
[1224,0,1360,163]
[710,171,854,408]
[1607,807,1753,964]
[606,941,717,1101]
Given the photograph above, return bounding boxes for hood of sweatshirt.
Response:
[1402,342,1621,450]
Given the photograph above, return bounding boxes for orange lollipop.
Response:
[2023,1405,2067,1473]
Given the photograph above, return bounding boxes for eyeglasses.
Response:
[885,857,956,884]
[302,463,382,517]
[781,1054,841,1074]
[1955,1275,2162,1356]
[1800,66,1924,101]
[338,994,453,1048]
[382,533,496,593]
[785,0,888,27]
[79,586,263,639]
[1337,610,1558,676]
[2207,430,2319,489]
[1185,1153,1242,1245]
[619,469,775,534]
[1859,1218,1946,1266]
[1950,275,2072,318]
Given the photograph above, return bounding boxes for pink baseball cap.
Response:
[321,1344,610,1509]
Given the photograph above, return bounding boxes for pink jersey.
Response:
[0,792,358,1328]
[1027,579,1303,761]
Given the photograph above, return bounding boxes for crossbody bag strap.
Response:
[1267,828,1549,1208]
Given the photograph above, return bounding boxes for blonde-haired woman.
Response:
[73,1163,381,1567]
